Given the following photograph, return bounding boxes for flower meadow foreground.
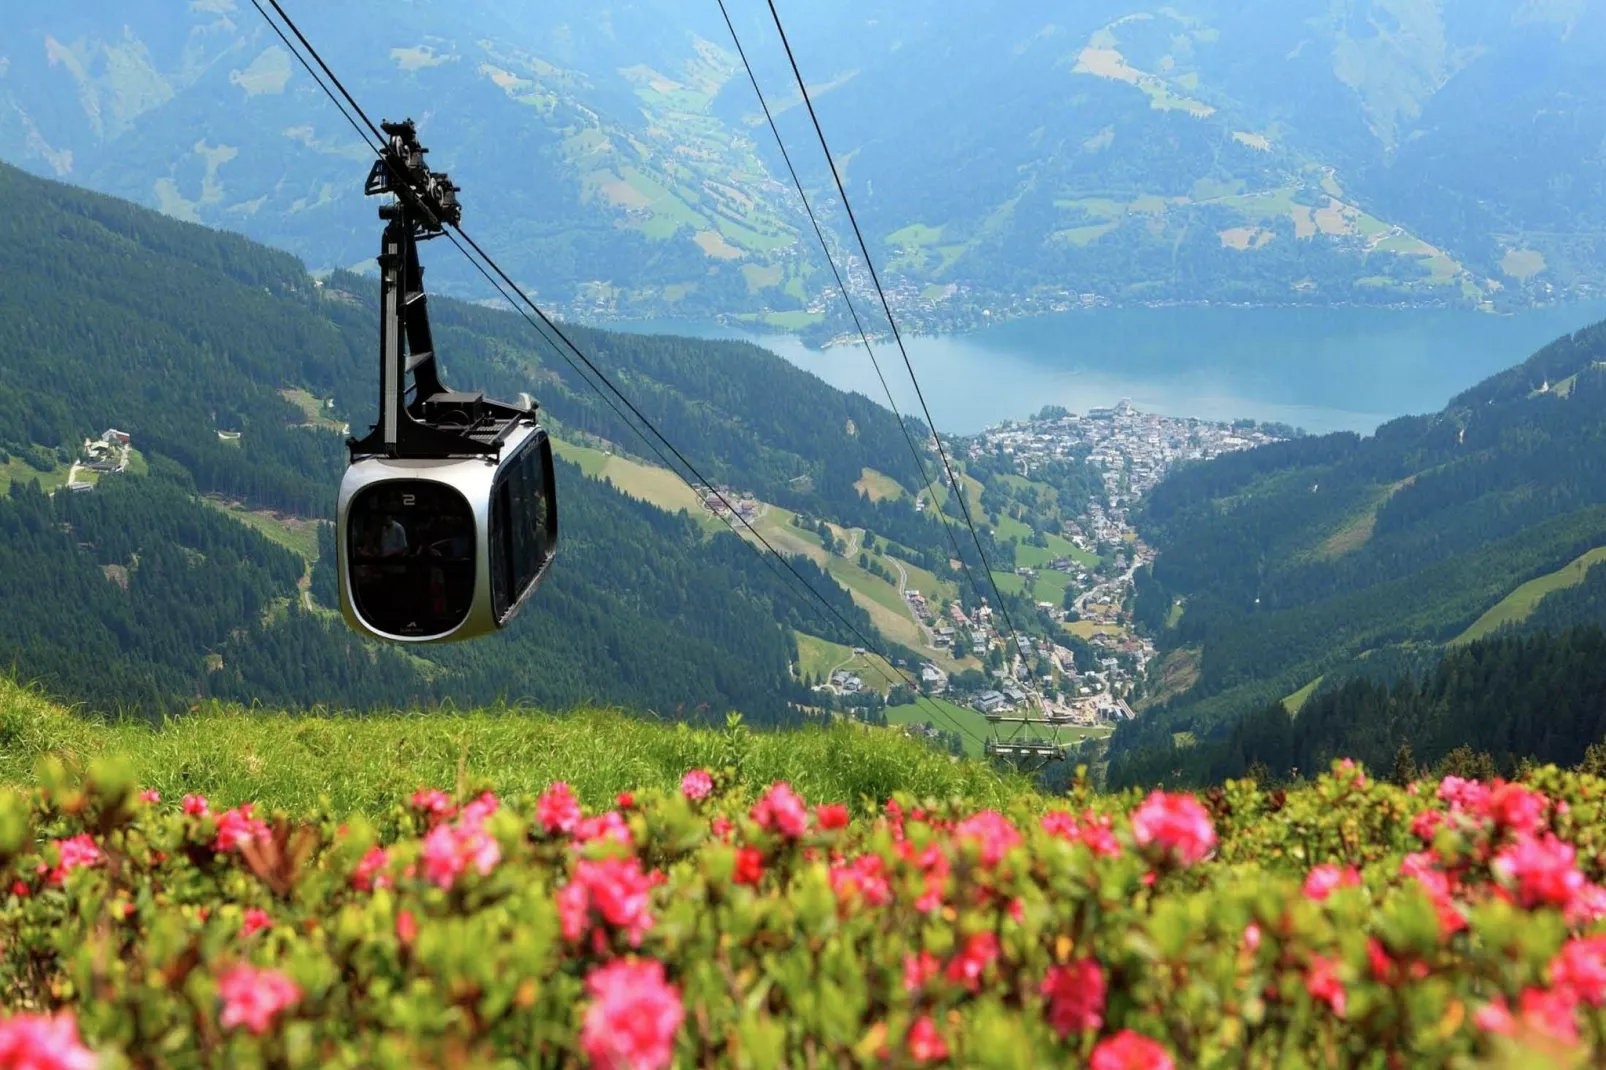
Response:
[3,758,1606,1066]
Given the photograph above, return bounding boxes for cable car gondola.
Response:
[336,120,557,644]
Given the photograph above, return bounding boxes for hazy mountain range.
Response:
[3,0,1603,328]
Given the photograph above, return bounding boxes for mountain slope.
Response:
[3,1,1604,328]
[1112,316,1606,767]
[0,160,935,722]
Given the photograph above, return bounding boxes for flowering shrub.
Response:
[4,755,1606,1066]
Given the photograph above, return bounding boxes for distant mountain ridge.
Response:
[2,1,1603,331]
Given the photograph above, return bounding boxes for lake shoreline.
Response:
[603,302,1606,438]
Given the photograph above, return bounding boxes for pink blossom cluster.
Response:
[420,792,502,890]
[0,1010,97,1070]
[558,856,658,950]
[1040,809,1123,858]
[42,834,102,887]
[953,810,1022,868]
[537,782,582,835]
[750,782,809,839]
[213,803,269,853]
[1128,790,1217,866]
[679,768,713,802]
[216,964,301,1035]
[579,959,683,1070]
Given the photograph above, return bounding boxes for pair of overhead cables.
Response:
[713,1,1044,744]
[246,0,989,751]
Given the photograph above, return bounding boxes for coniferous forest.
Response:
[0,161,943,724]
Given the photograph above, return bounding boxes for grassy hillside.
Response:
[7,704,1606,1064]
[1124,318,1606,732]
[1118,318,1606,778]
[0,676,1019,815]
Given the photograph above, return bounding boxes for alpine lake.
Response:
[615,301,1606,435]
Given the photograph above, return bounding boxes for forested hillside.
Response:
[1113,319,1606,784]
[0,161,970,722]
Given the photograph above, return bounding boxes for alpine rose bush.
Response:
[3,755,1606,1065]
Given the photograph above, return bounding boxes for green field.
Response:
[0,677,1019,815]
[1453,547,1606,645]
[554,439,723,533]
[1281,676,1325,715]
[854,467,906,502]
[0,453,69,494]
[796,632,856,681]
[886,697,1110,759]
[204,498,322,560]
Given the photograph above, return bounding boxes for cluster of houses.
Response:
[702,486,760,522]
[65,428,131,493]
[970,400,1284,510]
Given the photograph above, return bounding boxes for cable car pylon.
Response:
[336,119,558,644]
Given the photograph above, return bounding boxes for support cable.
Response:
[246,0,986,750]
[759,0,1049,749]
[713,0,988,615]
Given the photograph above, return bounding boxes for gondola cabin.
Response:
[335,118,557,645]
[338,420,555,642]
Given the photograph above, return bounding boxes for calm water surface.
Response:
[612,303,1606,435]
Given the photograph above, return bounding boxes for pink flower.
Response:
[1244,923,1262,953]
[815,803,850,831]
[420,819,502,890]
[538,783,582,836]
[1474,996,1515,1035]
[1091,1030,1175,1070]
[1305,954,1346,1017]
[0,1010,97,1070]
[1302,863,1361,902]
[954,810,1022,868]
[1486,782,1548,835]
[1129,791,1216,866]
[1517,986,1580,1046]
[562,857,657,947]
[459,791,499,826]
[580,959,683,1070]
[182,794,210,816]
[1551,936,1606,1007]
[1437,775,1489,813]
[1479,988,1583,1045]
[830,854,892,909]
[751,782,809,839]
[410,788,454,820]
[1045,810,1126,859]
[903,950,941,993]
[557,880,589,943]
[1041,959,1105,1036]
[709,816,733,839]
[1566,882,1606,926]
[680,769,714,802]
[213,805,269,853]
[1493,833,1586,910]
[138,789,161,804]
[1401,853,1466,937]
[573,811,632,848]
[1409,810,1444,841]
[216,965,301,1035]
[46,835,102,886]
[241,907,272,937]
[352,845,392,892]
[906,1016,949,1063]
[944,931,999,992]
[396,909,417,946]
